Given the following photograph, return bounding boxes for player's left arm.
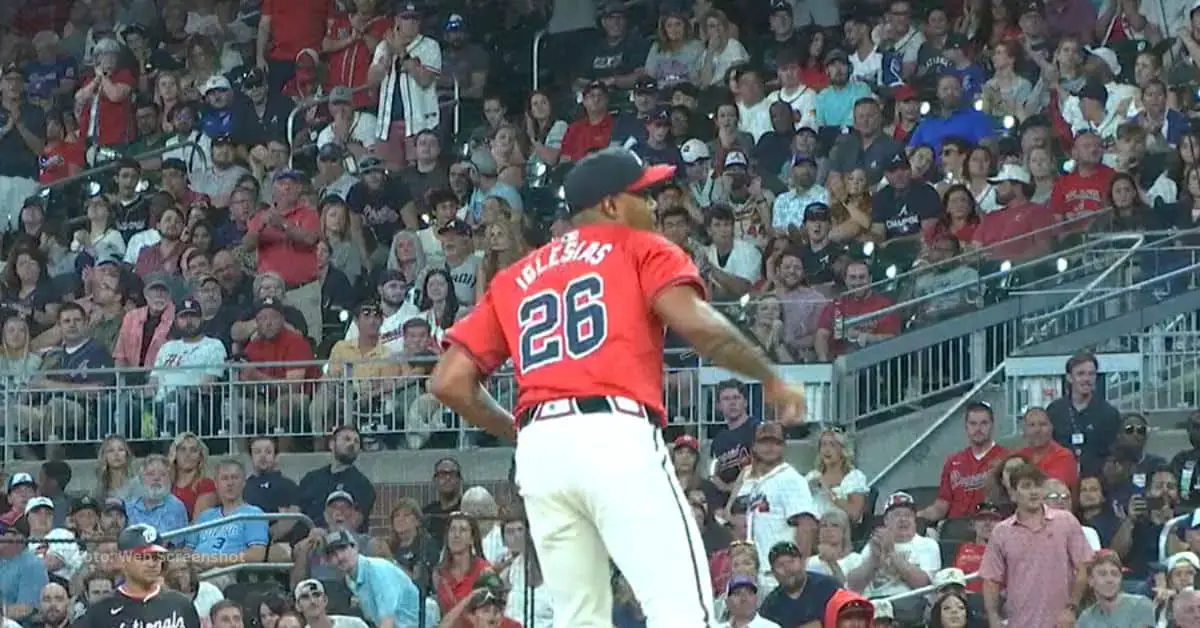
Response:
[431,291,518,442]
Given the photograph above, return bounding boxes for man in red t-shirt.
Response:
[1019,406,1079,489]
[973,164,1055,261]
[245,170,322,342]
[240,298,317,452]
[560,82,615,162]
[918,401,1010,523]
[814,259,902,361]
[74,39,133,147]
[952,501,1004,594]
[431,148,805,627]
[1049,131,1114,228]
[257,0,331,93]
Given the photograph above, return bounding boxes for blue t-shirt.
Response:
[24,58,76,100]
[0,550,48,608]
[759,571,841,626]
[126,495,190,537]
[187,503,269,555]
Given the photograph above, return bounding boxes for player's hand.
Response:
[764,377,806,426]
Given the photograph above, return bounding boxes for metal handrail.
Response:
[845,233,1148,328]
[863,208,1113,294]
[1025,259,1200,327]
[882,572,981,602]
[532,30,546,91]
[285,83,375,168]
[160,512,313,540]
[40,141,203,191]
[200,562,295,580]
[868,233,1158,487]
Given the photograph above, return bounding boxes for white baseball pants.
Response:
[515,401,715,628]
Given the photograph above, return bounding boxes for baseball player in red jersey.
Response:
[430,147,806,628]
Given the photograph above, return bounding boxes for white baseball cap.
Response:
[1168,551,1200,572]
[872,599,895,619]
[202,74,233,95]
[1086,46,1121,78]
[723,151,749,169]
[680,139,711,164]
[24,496,54,515]
[934,567,968,589]
[987,163,1032,185]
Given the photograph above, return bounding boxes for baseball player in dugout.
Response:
[431,147,807,628]
[76,523,203,628]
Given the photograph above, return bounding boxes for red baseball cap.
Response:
[673,435,700,451]
[562,148,675,213]
[893,84,918,102]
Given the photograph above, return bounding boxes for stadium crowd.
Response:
[0,0,1199,623]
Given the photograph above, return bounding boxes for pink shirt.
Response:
[980,506,1093,627]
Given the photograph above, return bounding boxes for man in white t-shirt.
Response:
[699,204,762,300]
[847,491,941,620]
[317,87,380,169]
[736,421,817,582]
[150,298,227,426]
[768,49,817,128]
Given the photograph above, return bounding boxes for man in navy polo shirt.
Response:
[760,541,841,627]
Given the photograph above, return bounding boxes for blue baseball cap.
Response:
[445,13,465,31]
[727,576,758,594]
[273,169,307,183]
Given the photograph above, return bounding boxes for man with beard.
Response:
[78,524,201,628]
[759,541,839,626]
[30,583,71,628]
[244,436,304,547]
[162,103,211,175]
[907,74,997,155]
[23,498,82,589]
[324,529,420,627]
[198,75,257,145]
[814,50,872,129]
[298,425,375,533]
[438,14,488,101]
[829,98,904,187]
[292,491,385,587]
[124,455,189,537]
[346,155,418,260]
[343,270,421,352]
[148,299,227,433]
[310,300,403,439]
[423,458,464,546]
[772,248,830,363]
[212,249,253,309]
[191,135,250,209]
[973,164,1054,262]
[772,158,829,231]
[734,422,816,584]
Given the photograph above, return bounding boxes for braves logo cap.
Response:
[562,148,675,213]
[118,523,168,555]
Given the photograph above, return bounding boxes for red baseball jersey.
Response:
[444,224,704,421]
[937,444,1010,518]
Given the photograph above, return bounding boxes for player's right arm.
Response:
[638,235,807,423]
[431,290,518,442]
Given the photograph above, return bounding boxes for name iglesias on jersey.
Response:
[514,235,614,292]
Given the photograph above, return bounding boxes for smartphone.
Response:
[1132,472,1147,495]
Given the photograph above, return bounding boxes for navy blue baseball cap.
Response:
[563,148,676,213]
[274,169,307,183]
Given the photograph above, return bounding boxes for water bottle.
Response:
[164,400,179,434]
[833,303,846,341]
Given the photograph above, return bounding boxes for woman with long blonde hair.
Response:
[168,432,217,519]
[805,428,868,522]
[476,216,528,302]
[645,11,704,86]
[96,435,139,501]
[319,197,365,286]
[0,314,42,458]
[806,507,864,584]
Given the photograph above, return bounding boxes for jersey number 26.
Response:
[517,274,608,373]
